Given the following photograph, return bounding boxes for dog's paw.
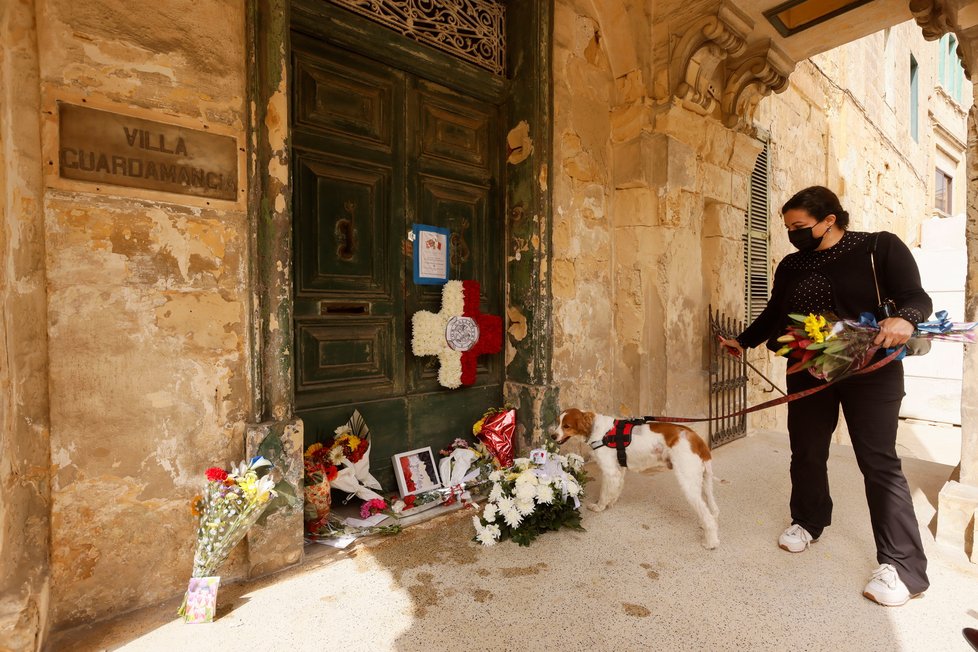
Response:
[586,502,606,512]
[703,536,720,550]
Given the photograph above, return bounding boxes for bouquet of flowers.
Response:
[303,443,338,533]
[472,406,516,468]
[436,438,495,504]
[307,410,384,504]
[472,443,587,547]
[777,311,977,381]
[179,456,278,617]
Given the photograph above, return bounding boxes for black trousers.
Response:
[785,358,929,594]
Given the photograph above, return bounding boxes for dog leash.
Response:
[642,346,906,424]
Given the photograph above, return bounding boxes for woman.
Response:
[720,186,931,606]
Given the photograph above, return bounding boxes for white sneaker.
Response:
[863,563,913,606]
[778,524,816,553]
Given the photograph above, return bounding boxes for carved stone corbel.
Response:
[909,0,951,40]
[722,42,794,131]
[671,2,753,115]
[909,0,974,77]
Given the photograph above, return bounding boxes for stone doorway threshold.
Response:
[304,498,470,562]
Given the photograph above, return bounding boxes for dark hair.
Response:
[781,186,850,229]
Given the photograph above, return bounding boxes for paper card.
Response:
[344,513,389,528]
[412,224,450,285]
[183,576,220,624]
[307,534,358,549]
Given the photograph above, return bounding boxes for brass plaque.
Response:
[58,103,239,201]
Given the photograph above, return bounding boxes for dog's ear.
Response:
[561,408,595,437]
[583,410,595,434]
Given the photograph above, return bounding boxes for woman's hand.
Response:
[875,317,915,348]
[718,337,743,357]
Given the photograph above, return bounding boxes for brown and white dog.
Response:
[551,408,719,549]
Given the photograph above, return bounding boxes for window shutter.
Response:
[744,143,770,323]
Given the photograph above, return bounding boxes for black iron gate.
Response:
[708,306,747,448]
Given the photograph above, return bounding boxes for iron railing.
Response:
[709,306,748,448]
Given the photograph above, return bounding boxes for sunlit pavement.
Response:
[53,428,978,652]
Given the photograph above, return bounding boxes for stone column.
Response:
[504,0,559,448]
[0,0,52,649]
[244,0,304,579]
[923,1,978,562]
[937,99,978,562]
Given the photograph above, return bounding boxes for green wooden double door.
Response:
[290,28,504,490]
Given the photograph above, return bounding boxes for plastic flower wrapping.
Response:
[306,410,384,503]
[434,438,496,506]
[472,441,587,547]
[777,310,977,381]
[179,456,278,617]
[472,406,516,468]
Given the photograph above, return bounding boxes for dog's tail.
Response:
[702,460,719,518]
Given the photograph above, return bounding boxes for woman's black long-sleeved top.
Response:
[737,230,932,352]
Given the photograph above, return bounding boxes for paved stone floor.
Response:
[53,429,978,652]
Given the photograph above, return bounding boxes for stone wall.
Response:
[552,0,761,425]
[551,1,616,412]
[0,1,52,649]
[33,0,252,630]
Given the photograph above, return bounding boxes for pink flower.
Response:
[359,498,388,519]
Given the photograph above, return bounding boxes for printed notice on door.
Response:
[412,224,450,285]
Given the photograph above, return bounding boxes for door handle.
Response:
[336,218,356,260]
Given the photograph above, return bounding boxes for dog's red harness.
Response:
[592,419,646,468]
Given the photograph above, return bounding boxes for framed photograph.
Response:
[392,447,442,497]
[412,224,450,285]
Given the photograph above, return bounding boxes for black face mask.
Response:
[788,223,828,251]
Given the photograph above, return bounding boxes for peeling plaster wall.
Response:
[33,0,251,629]
[552,0,616,411]
[552,0,759,423]
[0,1,52,649]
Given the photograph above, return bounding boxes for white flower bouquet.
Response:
[472,444,587,547]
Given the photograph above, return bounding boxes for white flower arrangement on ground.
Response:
[472,444,587,547]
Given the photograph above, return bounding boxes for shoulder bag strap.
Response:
[868,232,883,306]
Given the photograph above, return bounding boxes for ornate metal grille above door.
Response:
[708,306,748,448]
[329,0,506,75]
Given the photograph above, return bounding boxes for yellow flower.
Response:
[304,442,323,458]
[472,418,485,436]
[804,314,828,344]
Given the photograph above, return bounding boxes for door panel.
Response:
[293,154,393,297]
[292,30,503,493]
[293,36,395,153]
